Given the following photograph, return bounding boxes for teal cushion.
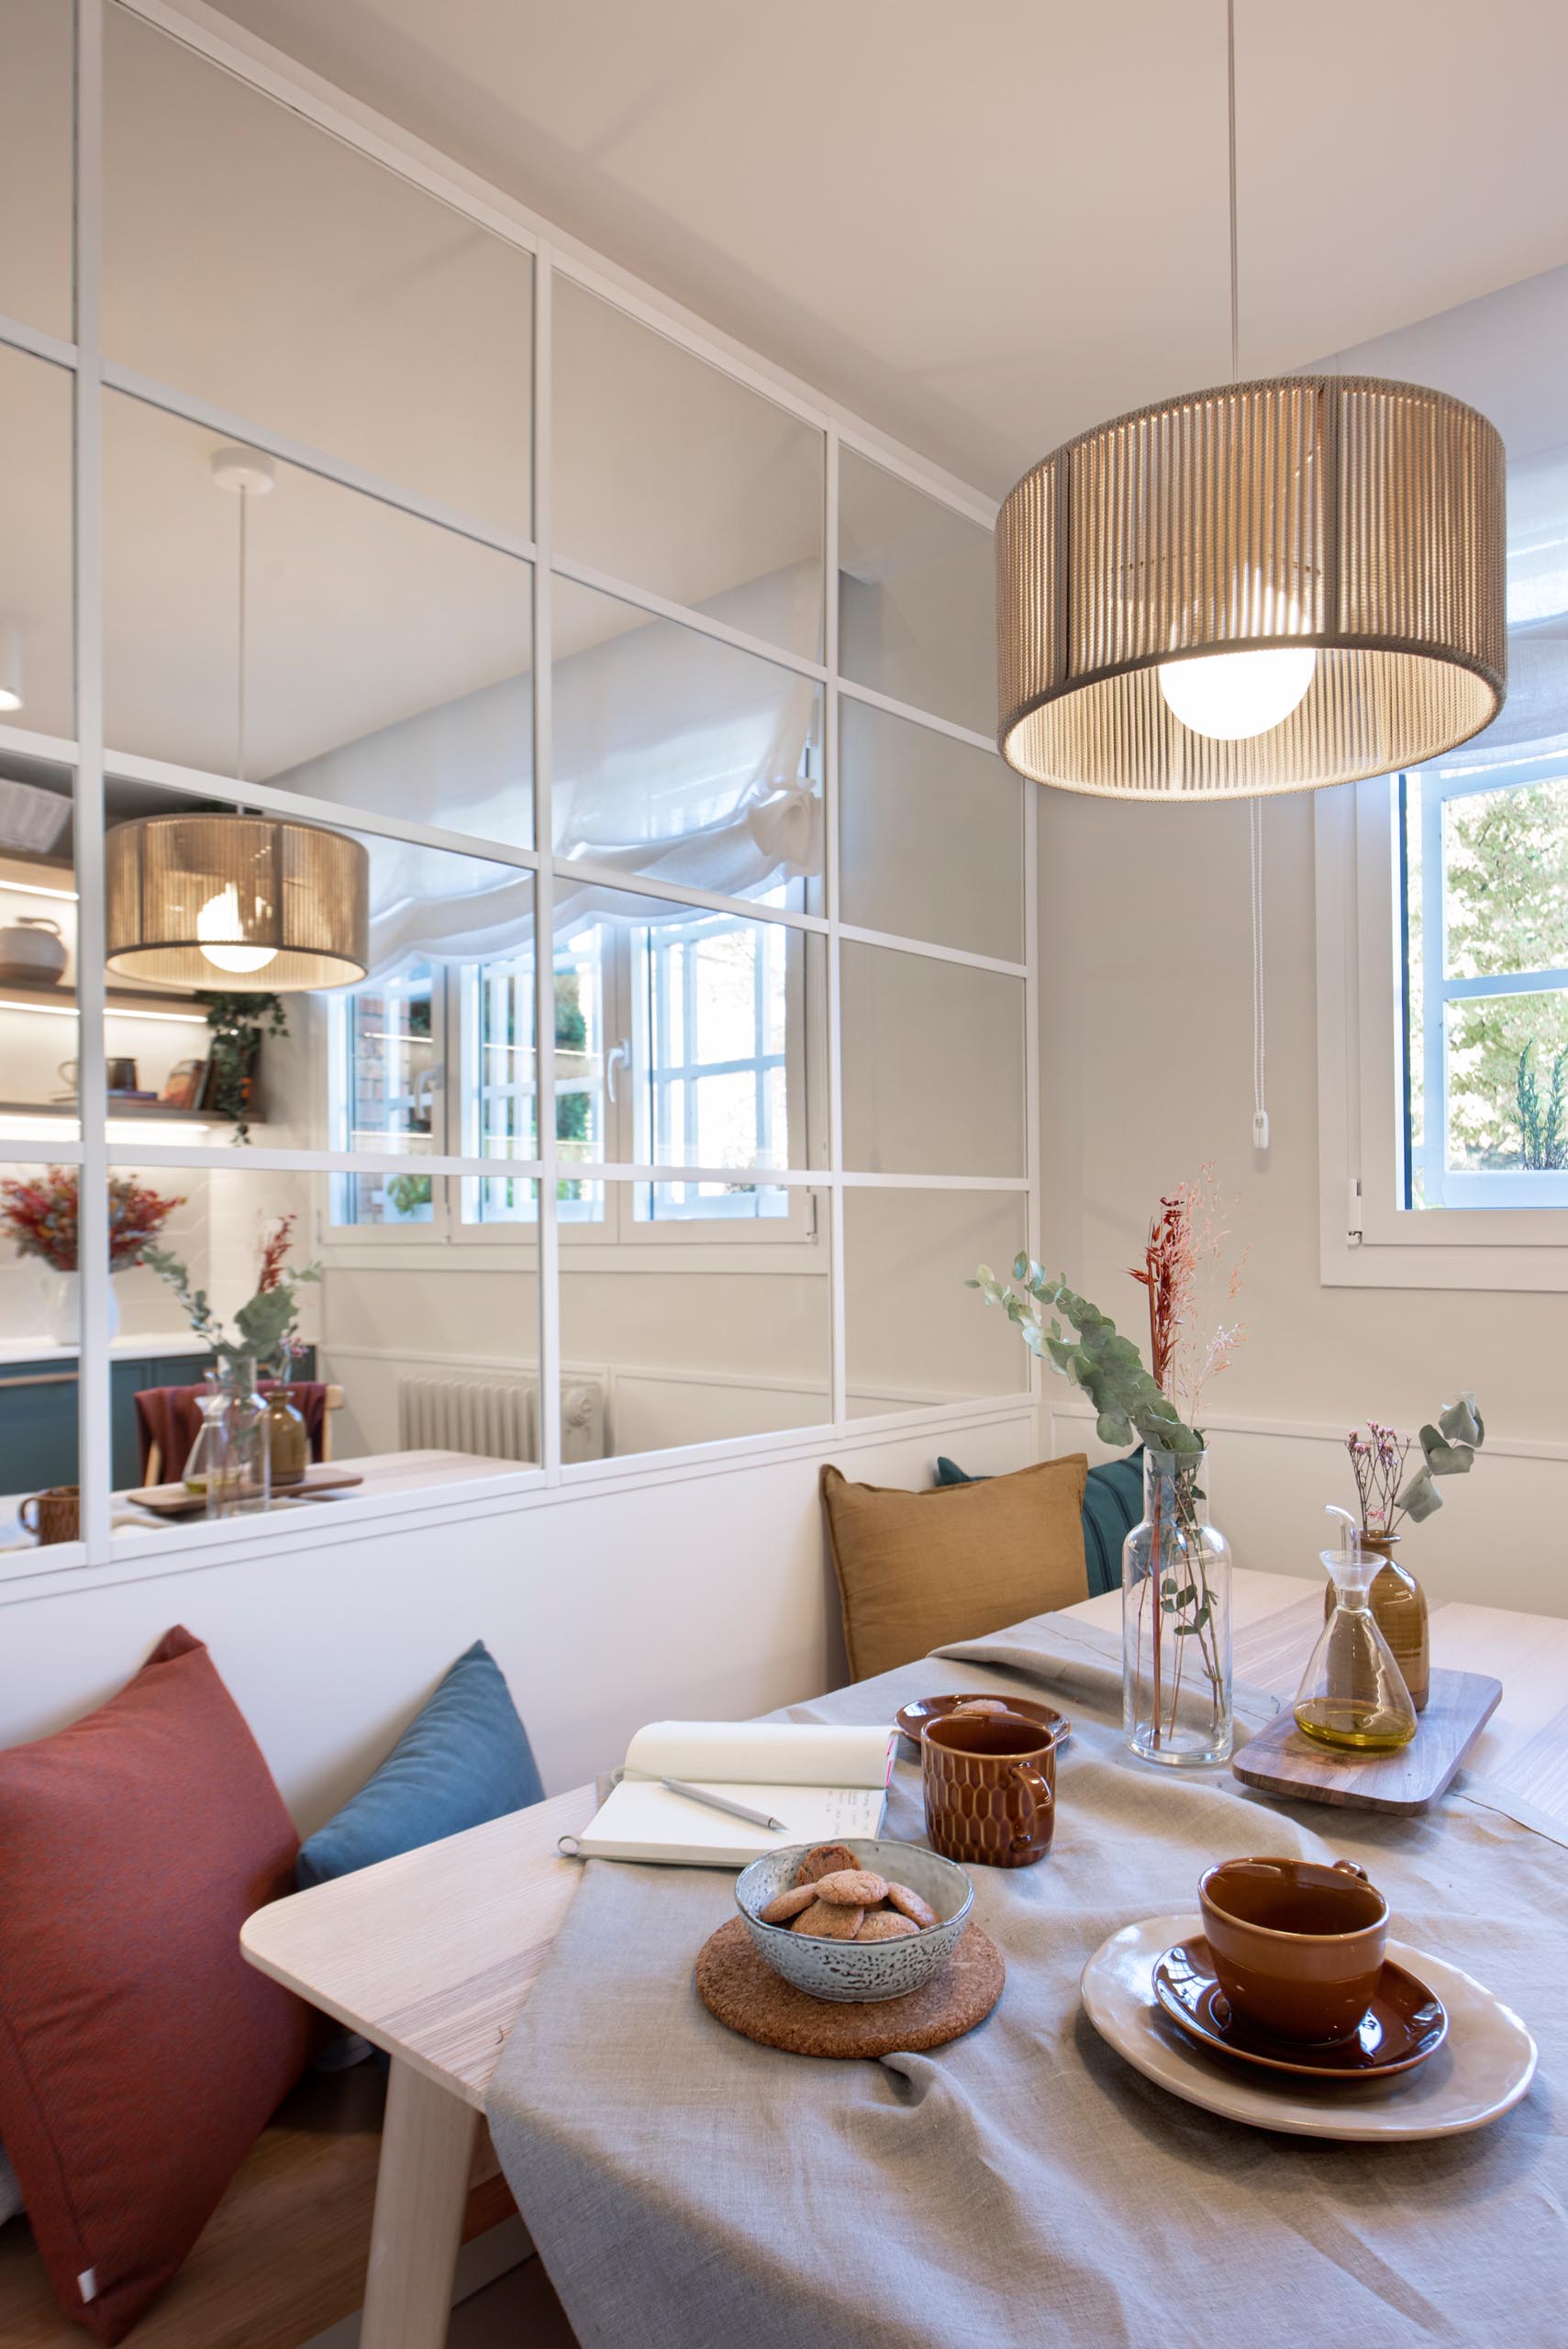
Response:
[296,1641,543,1891]
[935,1452,1143,1599]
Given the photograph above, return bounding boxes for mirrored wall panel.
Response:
[0,346,74,742]
[95,779,537,1177]
[0,0,72,340]
[102,1157,540,1538]
[839,699,1023,960]
[0,1157,81,1536]
[839,449,995,734]
[0,760,78,1140]
[561,1181,829,1461]
[840,943,1027,1176]
[550,879,827,1192]
[553,277,824,658]
[552,577,824,912]
[104,6,533,533]
[843,1188,1028,1418]
[102,395,534,841]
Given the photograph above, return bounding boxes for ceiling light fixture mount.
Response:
[995,5,1507,799]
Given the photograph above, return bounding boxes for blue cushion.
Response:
[935,1452,1144,1600]
[296,1641,544,1891]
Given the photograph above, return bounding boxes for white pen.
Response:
[661,1777,786,1832]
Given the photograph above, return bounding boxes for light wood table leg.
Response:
[360,2057,480,2349]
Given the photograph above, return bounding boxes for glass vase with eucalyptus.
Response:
[1122,1447,1232,1765]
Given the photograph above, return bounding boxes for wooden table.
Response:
[240,1568,1568,2349]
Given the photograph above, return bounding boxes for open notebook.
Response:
[572,1720,895,1867]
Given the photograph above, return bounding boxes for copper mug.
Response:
[20,1484,81,1545]
[922,1710,1058,1868]
[1198,1855,1388,2043]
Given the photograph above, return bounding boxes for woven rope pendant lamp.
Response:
[997,15,1507,799]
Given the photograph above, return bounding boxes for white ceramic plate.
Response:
[1081,1912,1538,2142]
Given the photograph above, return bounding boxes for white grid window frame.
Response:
[0,0,1039,1592]
[1315,775,1568,1295]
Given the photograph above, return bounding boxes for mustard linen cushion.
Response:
[820,1453,1091,1683]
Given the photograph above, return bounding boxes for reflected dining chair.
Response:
[134,1381,342,1486]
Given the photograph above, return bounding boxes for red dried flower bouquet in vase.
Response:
[0,1167,183,1343]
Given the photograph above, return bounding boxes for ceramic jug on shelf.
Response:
[0,915,67,985]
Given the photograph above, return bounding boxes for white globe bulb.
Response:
[197,883,277,975]
[1158,644,1318,741]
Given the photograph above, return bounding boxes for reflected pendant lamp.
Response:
[996,9,1507,800]
[104,446,370,991]
[106,809,369,990]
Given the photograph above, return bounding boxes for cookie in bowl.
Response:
[735,1838,973,2003]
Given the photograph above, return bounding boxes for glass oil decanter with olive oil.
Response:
[1294,1509,1418,1754]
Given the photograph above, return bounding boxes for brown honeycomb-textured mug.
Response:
[19,1484,80,1545]
[922,1711,1058,1869]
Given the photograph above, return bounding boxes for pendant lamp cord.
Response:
[1229,0,1269,1149]
[236,483,249,790]
[1226,0,1240,386]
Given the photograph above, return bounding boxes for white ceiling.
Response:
[209,0,1568,497]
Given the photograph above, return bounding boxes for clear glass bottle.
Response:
[1296,1520,1418,1753]
[181,1372,229,1501]
[210,1357,272,1518]
[1323,1530,1429,1712]
[1122,1446,1233,1766]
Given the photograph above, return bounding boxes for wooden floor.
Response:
[0,2065,519,2349]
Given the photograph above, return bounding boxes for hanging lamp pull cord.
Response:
[1251,796,1269,1151]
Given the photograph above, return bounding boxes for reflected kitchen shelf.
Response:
[0,1099,231,1126]
[0,974,210,1022]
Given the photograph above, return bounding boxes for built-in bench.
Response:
[0,2065,517,2349]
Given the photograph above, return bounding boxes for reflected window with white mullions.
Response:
[631,908,796,1221]
[331,961,438,1226]
[457,922,610,1226]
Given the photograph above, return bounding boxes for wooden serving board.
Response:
[1231,1667,1502,1815]
[128,1464,365,1516]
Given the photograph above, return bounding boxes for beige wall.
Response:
[1037,786,1567,1610]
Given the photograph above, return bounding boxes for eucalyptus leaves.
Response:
[1392,1393,1485,1528]
[969,1256,1206,1461]
[142,1244,320,1376]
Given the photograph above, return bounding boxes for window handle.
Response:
[606,1040,631,1103]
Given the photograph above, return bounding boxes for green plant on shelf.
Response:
[196,991,289,1144]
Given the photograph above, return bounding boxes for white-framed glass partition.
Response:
[0,0,1037,1580]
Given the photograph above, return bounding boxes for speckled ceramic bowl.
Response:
[735,1838,973,2003]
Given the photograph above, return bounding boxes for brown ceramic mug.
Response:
[1198,1854,1388,2043]
[19,1484,81,1545]
[922,1710,1058,1868]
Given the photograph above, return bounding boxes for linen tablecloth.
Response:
[487,1611,1566,2349]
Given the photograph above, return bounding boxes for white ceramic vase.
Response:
[39,1267,120,1346]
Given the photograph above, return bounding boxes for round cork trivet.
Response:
[695,1917,1004,2059]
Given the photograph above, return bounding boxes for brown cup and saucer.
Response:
[895,1692,1071,1752]
[1154,1855,1447,2082]
[921,1709,1061,1868]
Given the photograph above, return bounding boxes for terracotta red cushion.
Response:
[0,1626,314,2343]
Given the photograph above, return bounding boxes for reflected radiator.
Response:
[397,1376,534,1464]
[395,1373,607,1464]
